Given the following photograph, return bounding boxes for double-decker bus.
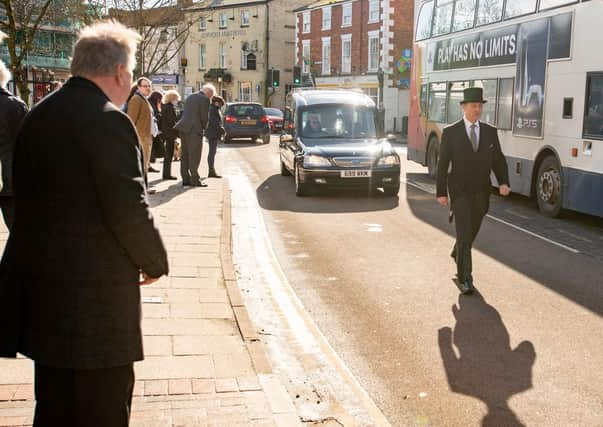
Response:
[407,0,603,218]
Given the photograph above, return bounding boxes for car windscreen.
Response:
[265,108,283,117]
[228,104,264,117]
[300,104,377,139]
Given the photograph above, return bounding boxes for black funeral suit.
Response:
[436,89,509,294]
[0,77,169,426]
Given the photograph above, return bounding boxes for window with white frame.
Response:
[239,81,252,102]
[322,37,331,75]
[219,42,227,68]
[199,44,206,69]
[322,6,331,30]
[199,16,207,31]
[302,40,311,74]
[241,43,248,69]
[341,34,352,73]
[364,87,379,105]
[368,0,379,23]
[368,31,379,71]
[303,12,311,33]
[241,10,250,26]
[219,13,228,28]
[342,2,352,27]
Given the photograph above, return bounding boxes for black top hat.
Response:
[460,87,487,104]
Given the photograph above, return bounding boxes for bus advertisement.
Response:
[408,0,602,218]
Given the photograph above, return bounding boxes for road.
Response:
[219,136,603,427]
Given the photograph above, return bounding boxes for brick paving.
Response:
[0,160,301,427]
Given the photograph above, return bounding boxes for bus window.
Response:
[416,1,434,41]
[452,0,477,32]
[497,78,514,130]
[472,79,498,125]
[432,0,454,36]
[539,0,575,11]
[429,82,447,122]
[448,81,470,123]
[420,84,429,114]
[477,0,503,26]
[504,0,537,19]
[583,74,603,139]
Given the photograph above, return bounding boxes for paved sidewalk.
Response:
[0,162,301,426]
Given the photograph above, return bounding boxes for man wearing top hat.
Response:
[436,87,510,295]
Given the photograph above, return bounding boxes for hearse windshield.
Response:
[300,104,377,140]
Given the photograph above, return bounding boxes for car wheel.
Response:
[536,155,563,218]
[383,183,400,197]
[262,134,271,144]
[280,158,291,176]
[295,162,310,197]
[427,136,439,179]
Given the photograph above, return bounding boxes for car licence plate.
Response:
[240,120,257,125]
[340,170,371,178]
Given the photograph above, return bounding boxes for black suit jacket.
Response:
[205,104,224,141]
[0,77,169,368]
[436,119,509,201]
[160,102,178,141]
[0,88,28,197]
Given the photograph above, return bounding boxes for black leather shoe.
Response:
[163,176,178,180]
[182,181,192,187]
[148,166,160,173]
[192,181,208,187]
[456,280,474,295]
[208,170,222,178]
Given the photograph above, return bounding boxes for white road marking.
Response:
[365,223,383,232]
[403,178,581,254]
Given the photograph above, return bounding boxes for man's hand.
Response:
[437,196,449,206]
[140,272,159,286]
[499,184,511,197]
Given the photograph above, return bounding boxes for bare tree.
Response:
[0,0,89,103]
[97,0,199,77]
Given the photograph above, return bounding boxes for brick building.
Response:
[295,0,414,133]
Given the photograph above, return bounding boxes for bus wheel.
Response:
[427,136,439,178]
[536,155,563,218]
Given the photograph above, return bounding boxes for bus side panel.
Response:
[502,155,534,197]
[564,168,603,217]
[408,42,427,165]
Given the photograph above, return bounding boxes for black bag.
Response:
[152,135,165,159]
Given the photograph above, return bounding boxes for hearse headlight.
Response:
[303,155,331,167]
[377,154,400,166]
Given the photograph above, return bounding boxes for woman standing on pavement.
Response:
[148,91,163,172]
[205,95,225,178]
[160,90,181,180]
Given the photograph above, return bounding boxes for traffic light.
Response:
[293,66,301,85]
[272,69,280,88]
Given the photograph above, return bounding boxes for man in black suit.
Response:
[0,21,169,426]
[436,87,510,295]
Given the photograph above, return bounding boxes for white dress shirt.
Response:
[463,116,480,149]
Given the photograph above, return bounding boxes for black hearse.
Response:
[279,89,400,196]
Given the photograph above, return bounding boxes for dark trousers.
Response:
[0,197,14,231]
[180,132,203,184]
[163,137,176,178]
[33,363,134,427]
[452,192,490,283]
[207,138,219,171]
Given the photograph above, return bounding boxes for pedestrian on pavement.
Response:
[148,90,163,171]
[0,20,169,426]
[206,95,225,178]
[126,77,154,175]
[174,83,215,187]
[0,57,28,230]
[436,87,510,295]
[160,89,180,180]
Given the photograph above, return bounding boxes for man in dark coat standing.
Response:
[174,83,214,187]
[0,58,28,230]
[0,21,169,426]
[436,87,510,295]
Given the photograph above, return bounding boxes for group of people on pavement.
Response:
[124,76,225,192]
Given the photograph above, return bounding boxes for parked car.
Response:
[264,107,284,133]
[279,89,400,197]
[223,102,271,144]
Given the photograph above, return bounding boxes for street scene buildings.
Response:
[0,1,602,427]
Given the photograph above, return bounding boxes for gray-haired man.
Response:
[175,83,215,187]
[0,21,169,426]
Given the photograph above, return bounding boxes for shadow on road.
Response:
[439,293,536,427]
[149,181,192,208]
[405,178,603,316]
[257,174,399,214]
